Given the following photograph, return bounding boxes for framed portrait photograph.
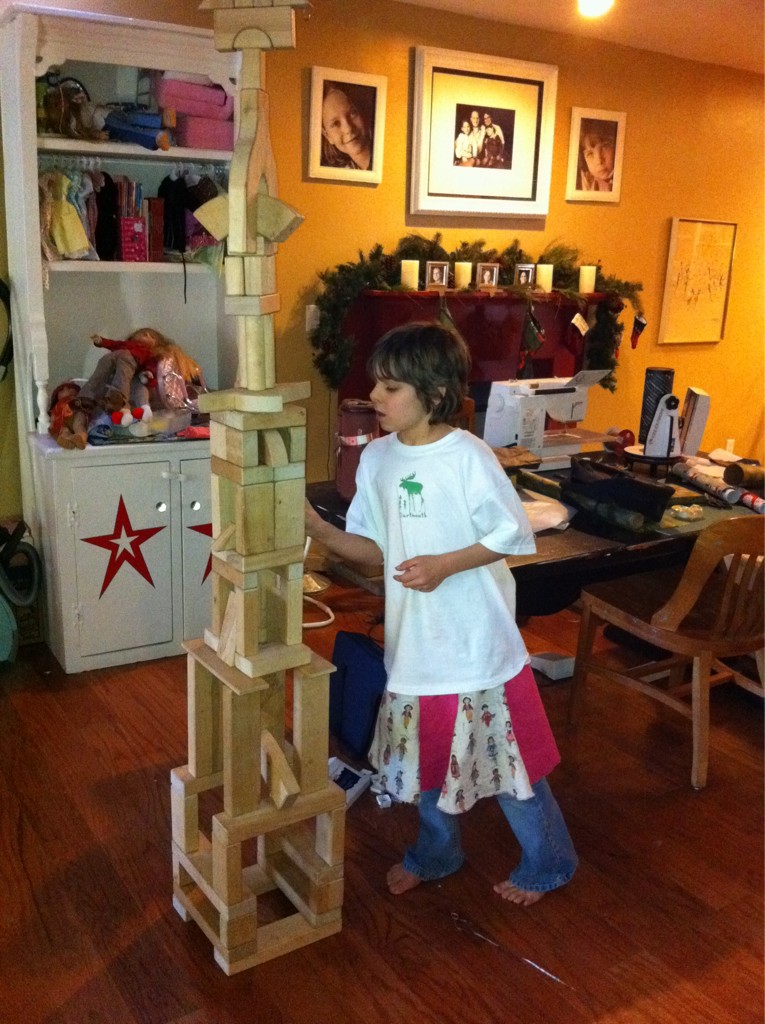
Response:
[658,218,737,344]
[309,66,387,184]
[476,262,499,287]
[566,107,626,203]
[513,264,535,287]
[410,46,558,217]
[426,261,449,288]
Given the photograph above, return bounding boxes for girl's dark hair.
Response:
[367,321,470,424]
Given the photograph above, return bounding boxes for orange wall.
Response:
[0,0,762,513]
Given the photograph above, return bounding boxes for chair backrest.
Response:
[651,515,764,641]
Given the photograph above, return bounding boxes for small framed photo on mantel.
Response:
[476,262,499,290]
[426,261,449,290]
[309,66,387,184]
[513,263,535,288]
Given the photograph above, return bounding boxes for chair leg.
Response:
[690,650,713,790]
[568,603,599,727]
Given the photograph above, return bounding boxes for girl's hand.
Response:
[393,554,448,593]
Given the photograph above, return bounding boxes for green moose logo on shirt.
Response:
[399,473,426,518]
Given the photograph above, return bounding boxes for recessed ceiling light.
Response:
[578,0,615,17]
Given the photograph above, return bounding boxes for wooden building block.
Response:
[187,655,221,777]
[316,807,346,868]
[292,655,333,793]
[225,254,245,295]
[234,584,260,659]
[244,253,276,295]
[261,728,300,809]
[199,382,311,414]
[222,686,263,815]
[217,590,239,666]
[212,817,244,904]
[171,769,200,854]
[235,479,275,554]
[224,292,281,317]
[274,476,305,549]
[211,405,306,433]
[212,545,305,588]
[234,640,313,680]
[255,194,304,243]
[260,427,288,466]
[184,637,269,698]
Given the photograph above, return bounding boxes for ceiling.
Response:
[390,0,765,74]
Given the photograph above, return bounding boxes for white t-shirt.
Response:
[346,429,535,696]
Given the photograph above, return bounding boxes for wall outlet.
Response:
[726,438,735,452]
[305,304,319,333]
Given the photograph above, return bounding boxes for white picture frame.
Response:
[410,46,558,217]
[309,66,387,184]
[658,218,737,344]
[565,107,626,203]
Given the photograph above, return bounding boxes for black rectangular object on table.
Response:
[329,631,387,759]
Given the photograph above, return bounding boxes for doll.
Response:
[74,327,204,426]
[48,379,89,449]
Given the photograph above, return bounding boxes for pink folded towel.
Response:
[156,78,234,121]
[175,114,234,152]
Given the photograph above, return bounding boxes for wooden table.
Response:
[306,481,753,616]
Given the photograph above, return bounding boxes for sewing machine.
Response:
[482,369,612,468]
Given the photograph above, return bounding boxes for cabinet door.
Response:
[71,462,173,656]
[179,457,212,641]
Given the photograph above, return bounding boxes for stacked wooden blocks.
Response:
[171,399,346,974]
[171,0,343,975]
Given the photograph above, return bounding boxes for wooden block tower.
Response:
[170,0,346,974]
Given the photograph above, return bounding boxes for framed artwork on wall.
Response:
[565,107,626,203]
[308,66,387,184]
[658,218,737,344]
[410,46,558,217]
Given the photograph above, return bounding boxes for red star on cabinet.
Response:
[188,522,213,582]
[82,495,166,597]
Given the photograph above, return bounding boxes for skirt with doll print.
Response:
[368,663,561,814]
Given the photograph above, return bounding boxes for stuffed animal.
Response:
[48,379,89,449]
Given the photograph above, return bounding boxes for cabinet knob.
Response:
[190,500,201,511]
[156,502,167,513]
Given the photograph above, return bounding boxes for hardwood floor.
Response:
[0,577,762,1024]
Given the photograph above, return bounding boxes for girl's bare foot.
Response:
[493,880,544,906]
[387,863,422,894]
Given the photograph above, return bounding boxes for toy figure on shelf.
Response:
[42,80,172,151]
[74,327,205,428]
[48,379,89,449]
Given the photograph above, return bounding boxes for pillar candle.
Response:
[454,262,472,289]
[579,265,597,294]
[400,260,419,290]
[536,264,553,292]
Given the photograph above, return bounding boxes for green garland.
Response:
[309,234,643,393]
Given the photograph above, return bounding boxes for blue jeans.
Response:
[402,778,578,892]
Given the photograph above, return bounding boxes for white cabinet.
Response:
[0,6,240,670]
[33,435,211,672]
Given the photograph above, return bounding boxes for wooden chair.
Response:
[452,396,475,434]
[568,515,764,789]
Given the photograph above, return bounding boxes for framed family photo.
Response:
[513,264,535,287]
[658,218,737,344]
[426,261,449,288]
[308,66,387,184]
[566,107,626,203]
[476,262,499,288]
[410,46,558,217]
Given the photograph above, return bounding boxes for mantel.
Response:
[338,289,590,402]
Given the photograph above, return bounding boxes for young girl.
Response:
[305,322,577,903]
